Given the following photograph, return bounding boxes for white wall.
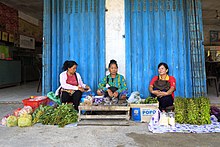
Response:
[105,0,125,76]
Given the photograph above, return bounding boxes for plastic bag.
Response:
[6,116,18,127]
[127,91,142,104]
[47,91,61,105]
[18,114,32,127]
[18,106,33,116]
[82,95,93,106]
[211,106,220,122]
[14,108,22,117]
[1,114,10,126]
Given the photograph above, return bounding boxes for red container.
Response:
[22,96,49,110]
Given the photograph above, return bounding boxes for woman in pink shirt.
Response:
[56,60,90,110]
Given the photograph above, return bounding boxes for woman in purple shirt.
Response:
[55,60,90,110]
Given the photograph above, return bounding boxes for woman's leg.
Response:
[158,95,173,111]
[119,90,128,100]
[60,91,72,104]
[71,90,82,111]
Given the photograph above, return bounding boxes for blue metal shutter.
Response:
[125,0,194,98]
[43,0,105,94]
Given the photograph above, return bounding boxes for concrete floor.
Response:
[207,81,220,105]
[0,116,219,147]
[0,81,41,103]
[0,120,220,147]
[0,81,220,147]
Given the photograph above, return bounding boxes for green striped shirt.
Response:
[98,74,128,93]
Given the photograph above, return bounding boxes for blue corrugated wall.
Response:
[43,0,206,98]
[43,0,105,94]
[125,0,206,98]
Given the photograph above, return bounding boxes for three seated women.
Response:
[56,60,176,111]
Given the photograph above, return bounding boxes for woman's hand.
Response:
[107,89,113,97]
[151,90,161,96]
[157,87,175,98]
[157,91,168,97]
[78,87,85,92]
[84,85,90,91]
[113,91,119,98]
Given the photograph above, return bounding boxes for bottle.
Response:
[159,112,169,126]
[168,112,175,127]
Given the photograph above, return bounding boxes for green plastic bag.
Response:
[47,91,61,105]
[18,114,32,127]
[7,116,18,127]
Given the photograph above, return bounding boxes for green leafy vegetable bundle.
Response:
[32,105,53,124]
[186,98,199,124]
[199,97,211,125]
[174,97,186,124]
[144,97,158,104]
[174,97,211,125]
[32,104,78,127]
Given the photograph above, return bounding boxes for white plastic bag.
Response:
[82,95,93,106]
[127,91,141,103]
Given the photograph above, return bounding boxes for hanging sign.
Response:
[19,35,35,49]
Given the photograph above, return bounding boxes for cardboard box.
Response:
[130,103,158,122]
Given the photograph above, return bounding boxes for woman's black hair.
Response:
[62,60,78,71]
[108,59,118,68]
[158,62,169,74]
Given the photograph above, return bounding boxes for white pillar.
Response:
[105,0,125,77]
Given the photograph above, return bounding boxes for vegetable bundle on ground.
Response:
[175,97,211,125]
[174,97,186,124]
[32,103,78,127]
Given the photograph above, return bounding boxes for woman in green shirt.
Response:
[97,59,128,100]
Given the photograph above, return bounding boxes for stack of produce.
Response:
[143,97,158,104]
[186,98,199,124]
[32,105,54,124]
[174,97,211,125]
[174,97,186,124]
[199,97,211,124]
[32,103,78,127]
[1,106,33,127]
[1,101,78,128]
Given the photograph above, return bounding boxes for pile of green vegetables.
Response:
[32,103,78,127]
[175,97,211,125]
[142,97,158,104]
